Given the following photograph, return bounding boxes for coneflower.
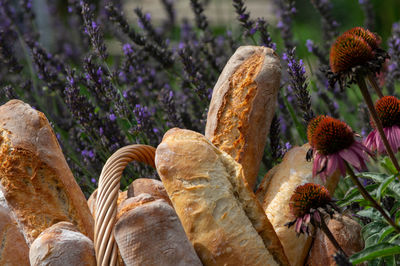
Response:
[308,115,400,233]
[364,96,400,154]
[327,27,400,173]
[286,183,347,256]
[309,116,370,181]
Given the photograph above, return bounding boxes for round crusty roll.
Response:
[29,221,96,266]
[155,128,289,266]
[114,196,202,266]
[205,46,281,189]
[306,214,364,266]
[255,144,340,266]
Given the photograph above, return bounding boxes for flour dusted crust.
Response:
[114,198,202,266]
[155,128,289,266]
[29,221,96,266]
[256,144,340,266]
[205,46,281,189]
[0,100,94,244]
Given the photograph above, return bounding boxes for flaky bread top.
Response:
[205,46,281,189]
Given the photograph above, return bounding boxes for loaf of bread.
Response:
[0,205,30,265]
[0,100,94,244]
[127,178,172,206]
[114,195,202,266]
[205,46,281,189]
[155,128,289,266]
[29,221,96,266]
[306,214,364,266]
[255,144,340,266]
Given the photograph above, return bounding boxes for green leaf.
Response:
[360,172,390,183]
[361,221,387,239]
[349,243,400,264]
[365,234,380,247]
[378,226,396,243]
[376,175,396,202]
[337,183,379,207]
[381,157,398,175]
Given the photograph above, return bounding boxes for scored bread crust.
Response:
[205,46,281,189]
[255,144,340,266]
[0,100,94,244]
[155,128,289,266]
[114,198,202,266]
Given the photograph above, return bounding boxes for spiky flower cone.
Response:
[310,116,371,181]
[365,96,400,154]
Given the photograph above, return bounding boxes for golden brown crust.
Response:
[256,144,340,266]
[205,46,281,189]
[127,178,172,206]
[155,128,289,266]
[0,205,30,265]
[29,221,96,266]
[0,100,94,244]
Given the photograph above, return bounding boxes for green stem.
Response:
[346,163,400,233]
[357,76,400,175]
[367,73,384,98]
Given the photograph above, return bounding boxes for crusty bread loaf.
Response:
[255,144,340,266]
[205,46,281,189]
[0,205,30,265]
[29,221,96,266]
[127,178,172,205]
[306,214,364,266]
[155,128,289,266]
[0,100,94,244]
[114,197,202,266]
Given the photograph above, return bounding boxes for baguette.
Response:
[0,100,94,244]
[205,46,281,189]
[155,128,289,266]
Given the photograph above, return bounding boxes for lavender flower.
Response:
[256,18,276,50]
[284,48,314,124]
[269,114,284,162]
[105,3,174,67]
[310,0,339,47]
[134,8,165,48]
[233,0,256,37]
[273,0,296,51]
[80,1,108,60]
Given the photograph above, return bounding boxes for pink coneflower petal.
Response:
[295,218,302,233]
[313,153,321,177]
[326,154,338,177]
[339,148,361,169]
[304,213,311,224]
[338,158,346,176]
[364,129,376,150]
[365,126,400,155]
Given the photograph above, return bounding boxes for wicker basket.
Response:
[94,144,156,266]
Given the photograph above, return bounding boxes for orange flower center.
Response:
[329,33,374,73]
[289,183,331,217]
[307,115,326,147]
[344,27,381,49]
[374,96,400,128]
[312,117,354,155]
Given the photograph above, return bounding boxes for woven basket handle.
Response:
[94,144,156,266]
